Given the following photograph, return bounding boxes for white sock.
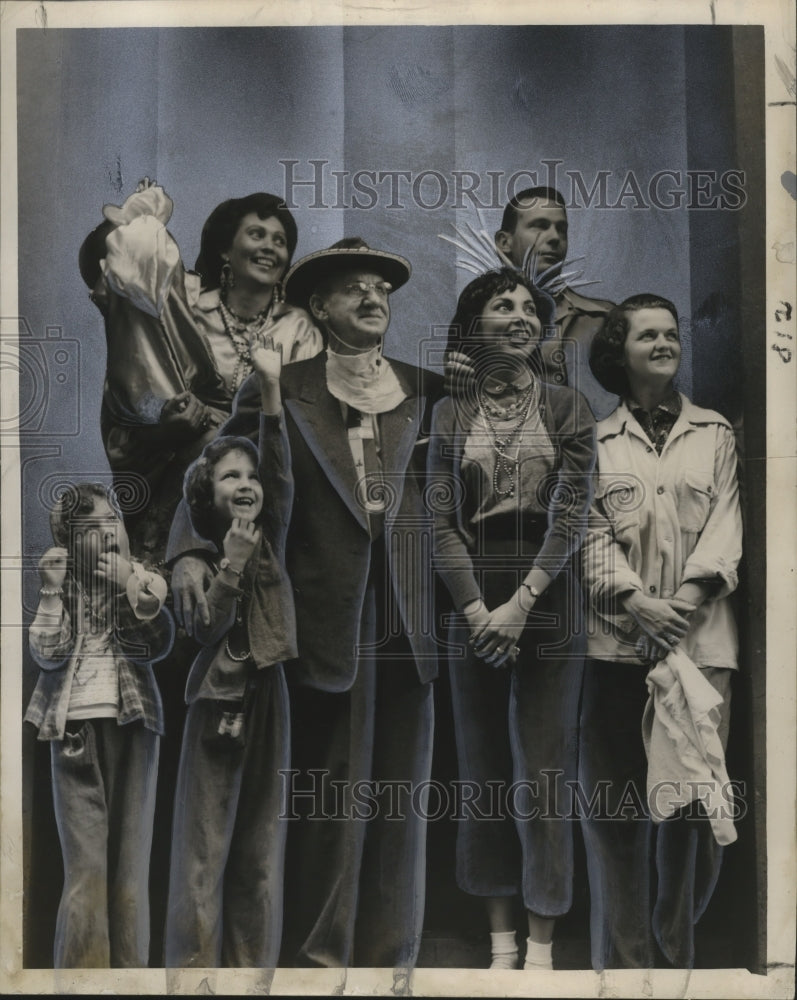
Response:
[489,930,518,970]
[523,937,553,970]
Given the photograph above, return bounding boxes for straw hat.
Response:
[284,237,411,309]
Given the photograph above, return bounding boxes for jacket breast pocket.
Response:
[677,468,714,532]
[595,474,642,537]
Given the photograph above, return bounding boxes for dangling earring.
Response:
[273,280,285,305]
[220,260,235,296]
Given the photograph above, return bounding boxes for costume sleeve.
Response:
[534,388,597,579]
[681,424,743,598]
[100,185,180,318]
[269,306,325,363]
[102,402,224,477]
[427,399,482,611]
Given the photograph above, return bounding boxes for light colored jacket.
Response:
[582,394,742,668]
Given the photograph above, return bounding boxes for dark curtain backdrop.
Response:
[16,24,763,970]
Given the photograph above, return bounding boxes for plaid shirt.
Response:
[25,562,174,740]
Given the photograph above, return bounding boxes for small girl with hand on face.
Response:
[25,482,174,969]
[164,334,297,969]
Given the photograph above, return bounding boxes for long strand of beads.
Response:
[478,379,538,500]
[225,594,251,661]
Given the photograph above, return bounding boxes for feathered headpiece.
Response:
[437,206,601,299]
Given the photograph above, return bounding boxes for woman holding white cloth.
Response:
[579,292,743,970]
[80,179,322,569]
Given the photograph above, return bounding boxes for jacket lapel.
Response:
[285,374,369,531]
[379,394,423,474]
[284,357,428,530]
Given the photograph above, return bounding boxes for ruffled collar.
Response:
[325,345,408,414]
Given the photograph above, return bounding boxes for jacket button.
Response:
[649,585,657,593]
[656,486,665,494]
[554,374,563,383]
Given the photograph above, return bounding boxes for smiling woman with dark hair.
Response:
[579,292,743,971]
[80,179,322,570]
[428,266,596,971]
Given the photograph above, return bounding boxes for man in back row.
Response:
[495,186,617,420]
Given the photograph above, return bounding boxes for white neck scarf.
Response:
[325,343,408,413]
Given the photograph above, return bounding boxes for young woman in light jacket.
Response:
[578,293,743,971]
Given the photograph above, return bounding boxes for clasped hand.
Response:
[623,592,696,663]
[160,391,211,437]
[464,593,529,669]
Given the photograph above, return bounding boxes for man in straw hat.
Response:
[167,238,442,968]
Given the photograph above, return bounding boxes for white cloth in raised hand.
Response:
[102,215,180,319]
[103,183,174,227]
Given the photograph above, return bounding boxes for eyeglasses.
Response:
[340,280,393,299]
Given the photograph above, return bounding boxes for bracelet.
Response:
[39,586,63,597]
[219,557,244,577]
[461,598,485,615]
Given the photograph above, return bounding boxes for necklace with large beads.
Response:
[477,378,538,500]
[219,297,274,391]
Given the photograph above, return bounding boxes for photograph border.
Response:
[1,1,794,996]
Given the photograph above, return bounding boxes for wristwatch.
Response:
[519,582,540,612]
[219,557,243,577]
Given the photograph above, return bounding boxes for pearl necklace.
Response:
[477,378,538,500]
[219,297,274,392]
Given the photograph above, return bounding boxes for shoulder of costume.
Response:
[272,301,313,323]
[560,286,614,314]
[196,286,220,312]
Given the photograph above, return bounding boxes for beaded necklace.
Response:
[224,595,251,662]
[477,377,538,500]
[218,296,274,392]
